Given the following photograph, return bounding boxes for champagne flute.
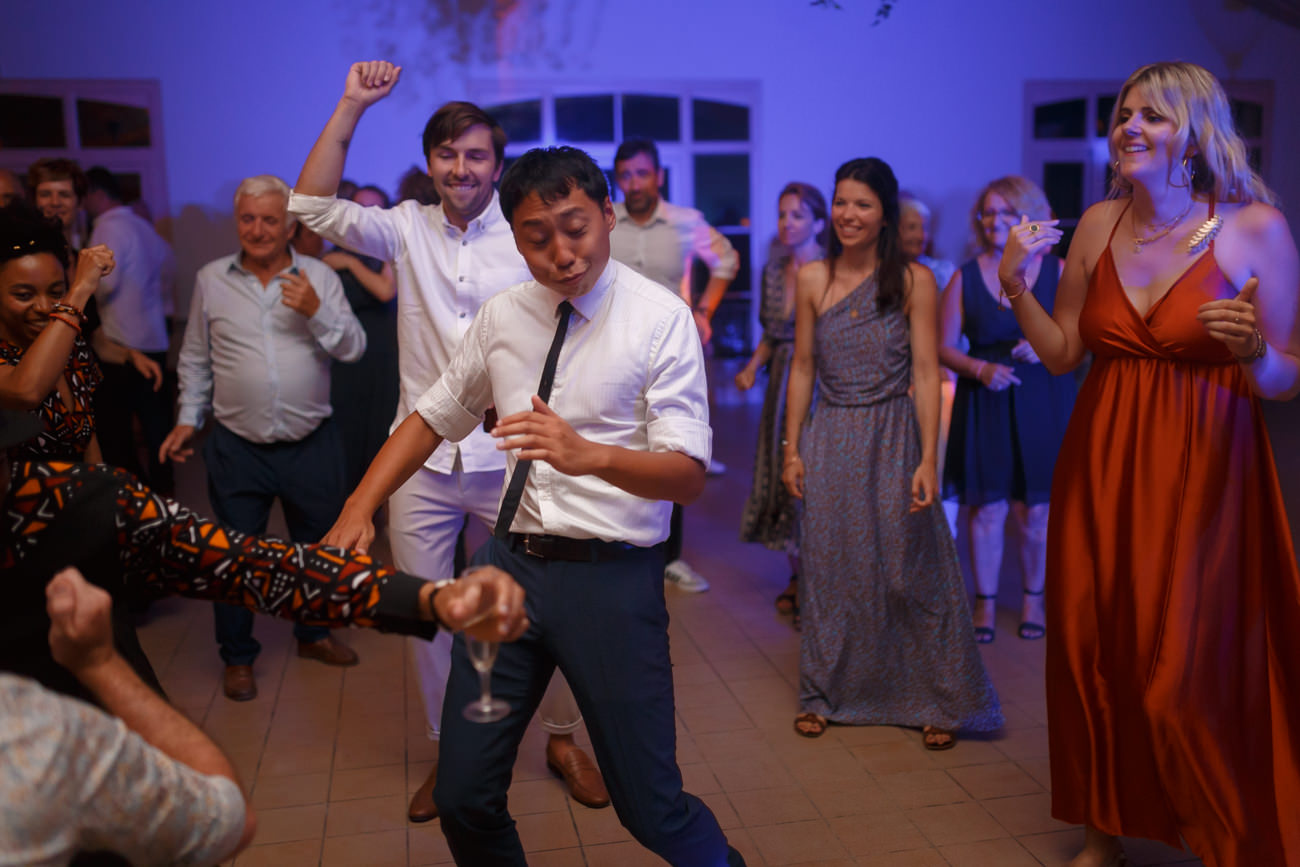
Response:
[463,635,510,723]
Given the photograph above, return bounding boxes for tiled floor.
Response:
[137,359,1300,866]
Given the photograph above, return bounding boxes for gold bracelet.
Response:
[999,280,1028,308]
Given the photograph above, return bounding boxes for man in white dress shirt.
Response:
[323,145,746,867]
[289,61,605,822]
[159,175,366,703]
[84,166,177,495]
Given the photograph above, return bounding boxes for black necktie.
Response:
[493,300,574,539]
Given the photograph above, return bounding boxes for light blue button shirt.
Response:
[176,248,365,443]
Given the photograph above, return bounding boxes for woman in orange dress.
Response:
[998,62,1300,867]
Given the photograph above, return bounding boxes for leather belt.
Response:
[507,532,642,563]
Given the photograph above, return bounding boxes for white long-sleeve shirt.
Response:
[289,191,530,474]
[175,249,365,443]
[416,259,711,546]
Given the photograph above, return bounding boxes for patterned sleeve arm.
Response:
[119,479,438,640]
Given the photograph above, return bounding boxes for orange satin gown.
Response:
[1046,204,1300,866]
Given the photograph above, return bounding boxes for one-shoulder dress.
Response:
[798,275,1003,731]
[1047,202,1300,865]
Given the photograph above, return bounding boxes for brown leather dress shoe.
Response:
[546,742,610,809]
[296,636,359,667]
[223,664,257,701]
[408,762,438,823]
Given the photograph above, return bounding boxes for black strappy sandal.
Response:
[1018,588,1046,640]
[974,593,997,644]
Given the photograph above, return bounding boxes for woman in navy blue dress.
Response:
[939,177,1076,643]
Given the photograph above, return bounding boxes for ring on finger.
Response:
[1029,224,1040,233]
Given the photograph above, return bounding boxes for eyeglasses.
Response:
[979,208,1018,221]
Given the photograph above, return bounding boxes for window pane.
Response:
[693,98,749,141]
[1043,162,1084,220]
[1095,95,1117,136]
[1033,98,1086,139]
[1231,99,1263,138]
[490,100,541,143]
[0,95,66,148]
[622,94,679,141]
[555,95,613,142]
[693,154,749,226]
[77,99,151,147]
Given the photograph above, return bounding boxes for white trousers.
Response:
[388,463,583,739]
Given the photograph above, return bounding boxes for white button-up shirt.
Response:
[87,205,174,353]
[415,259,711,547]
[176,249,365,443]
[610,199,738,301]
[288,191,530,474]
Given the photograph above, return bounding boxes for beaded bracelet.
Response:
[51,302,85,321]
[48,313,82,334]
[1235,327,1267,364]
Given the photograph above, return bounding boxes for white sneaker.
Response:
[665,559,710,592]
[705,459,727,476]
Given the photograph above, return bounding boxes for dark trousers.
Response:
[666,502,685,563]
[95,354,175,496]
[433,536,742,867]
[204,420,342,665]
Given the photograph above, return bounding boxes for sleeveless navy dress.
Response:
[943,257,1076,506]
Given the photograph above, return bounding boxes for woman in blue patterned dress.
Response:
[736,182,827,623]
[782,158,1002,747]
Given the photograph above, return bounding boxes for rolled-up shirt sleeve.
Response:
[289,192,403,263]
[643,306,712,467]
[414,307,493,443]
[686,215,739,282]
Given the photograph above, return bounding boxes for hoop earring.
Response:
[1171,157,1192,189]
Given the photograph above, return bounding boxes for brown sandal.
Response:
[923,726,957,751]
[793,711,828,738]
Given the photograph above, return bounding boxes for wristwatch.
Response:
[425,578,457,628]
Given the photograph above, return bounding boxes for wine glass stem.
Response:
[478,669,493,706]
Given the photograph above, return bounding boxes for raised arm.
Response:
[999,208,1101,374]
[295,62,401,197]
[45,568,256,863]
[0,246,112,409]
[781,261,824,499]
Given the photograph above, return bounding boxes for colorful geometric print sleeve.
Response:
[5,462,438,640]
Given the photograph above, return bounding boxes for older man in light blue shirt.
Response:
[161,175,366,702]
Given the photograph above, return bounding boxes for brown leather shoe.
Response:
[546,741,610,809]
[407,762,438,823]
[223,664,257,701]
[296,635,359,667]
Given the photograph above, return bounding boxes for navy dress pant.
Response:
[433,535,743,866]
[204,420,343,665]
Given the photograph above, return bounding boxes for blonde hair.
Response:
[234,175,296,226]
[971,176,1052,252]
[1107,62,1274,205]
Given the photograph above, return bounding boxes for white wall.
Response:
[6,0,1298,297]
